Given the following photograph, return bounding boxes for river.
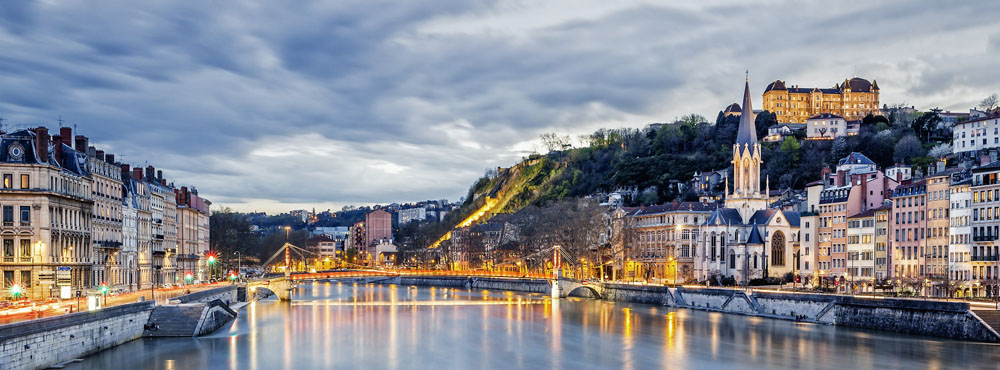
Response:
[67,281,1000,370]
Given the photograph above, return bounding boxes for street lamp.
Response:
[10,283,22,299]
[207,254,217,282]
[100,282,108,306]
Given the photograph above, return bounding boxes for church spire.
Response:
[735,73,757,147]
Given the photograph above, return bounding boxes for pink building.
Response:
[365,209,392,247]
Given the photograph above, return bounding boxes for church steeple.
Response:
[727,72,769,219]
[735,73,757,147]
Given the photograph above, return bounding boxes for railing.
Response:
[972,256,1000,262]
[286,269,553,281]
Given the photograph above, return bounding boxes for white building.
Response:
[952,115,1000,158]
[846,210,876,287]
[949,178,973,296]
[806,113,847,140]
[398,207,427,225]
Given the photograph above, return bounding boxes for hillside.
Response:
[419,109,950,249]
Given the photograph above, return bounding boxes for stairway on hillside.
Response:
[972,309,1000,334]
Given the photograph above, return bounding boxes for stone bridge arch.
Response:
[566,285,602,299]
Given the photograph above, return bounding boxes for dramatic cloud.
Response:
[0,0,997,213]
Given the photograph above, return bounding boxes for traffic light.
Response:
[229,272,237,281]
[100,282,108,294]
[207,254,217,265]
[10,284,22,298]
[185,273,193,281]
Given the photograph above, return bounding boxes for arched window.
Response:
[729,249,736,269]
[771,231,786,266]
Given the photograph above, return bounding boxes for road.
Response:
[0,283,226,326]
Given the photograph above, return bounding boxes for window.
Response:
[2,174,10,189]
[19,174,28,189]
[20,239,30,257]
[2,239,12,257]
[19,206,29,225]
[20,271,30,287]
[2,206,12,226]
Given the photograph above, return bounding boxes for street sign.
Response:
[39,270,55,285]
[57,267,72,286]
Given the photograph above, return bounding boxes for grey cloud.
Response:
[0,0,998,212]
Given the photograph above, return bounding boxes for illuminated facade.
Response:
[762,77,880,123]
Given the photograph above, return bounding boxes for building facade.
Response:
[0,128,94,299]
[971,164,1000,298]
[762,77,880,123]
[950,178,973,297]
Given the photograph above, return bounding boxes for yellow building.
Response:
[762,77,880,123]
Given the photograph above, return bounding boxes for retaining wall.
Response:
[0,301,154,370]
[371,276,1000,342]
[169,286,237,305]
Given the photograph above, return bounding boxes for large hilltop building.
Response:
[696,76,802,284]
[762,77,880,124]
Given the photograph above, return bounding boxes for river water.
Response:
[67,281,999,370]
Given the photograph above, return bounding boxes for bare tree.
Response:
[981,94,999,112]
[539,132,571,153]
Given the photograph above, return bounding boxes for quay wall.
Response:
[169,286,237,305]
[0,301,154,370]
[369,276,1000,342]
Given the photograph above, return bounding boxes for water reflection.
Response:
[67,281,1000,370]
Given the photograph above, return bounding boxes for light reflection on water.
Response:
[66,281,1000,370]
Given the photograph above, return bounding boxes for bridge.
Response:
[247,269,603,301]
[248,243,603,301]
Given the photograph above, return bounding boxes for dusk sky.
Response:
[1,0,998,214]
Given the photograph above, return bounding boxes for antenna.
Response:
[58,115,64,127]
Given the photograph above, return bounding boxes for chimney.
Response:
[95,150,105,161]
[121,164,131,178]
[35,127,49,162]
[132,168,143,181]
[161,179,167,186]
[156,170,163,182]
[105,154,115,163]
[87,146,95,157]
[146,165,155,181]
[59,127,72,147]
[74,135,88,153]
[52,135,63,166]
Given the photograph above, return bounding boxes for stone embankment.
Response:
[0,301,154,370]
[373,276,1000,343]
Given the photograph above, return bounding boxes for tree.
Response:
[912,111,943,141]
[893,135,925,164]
[540,132,571,152]
[980,93,998,112]
[754,111,778,140]
[928,143,952,159]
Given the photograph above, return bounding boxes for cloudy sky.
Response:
[1,0,998,213]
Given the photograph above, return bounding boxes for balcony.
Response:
[972,256,1000,262]
[97,240,123,249]
[973,235,999,242]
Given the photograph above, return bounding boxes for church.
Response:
[696,76,802,284]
